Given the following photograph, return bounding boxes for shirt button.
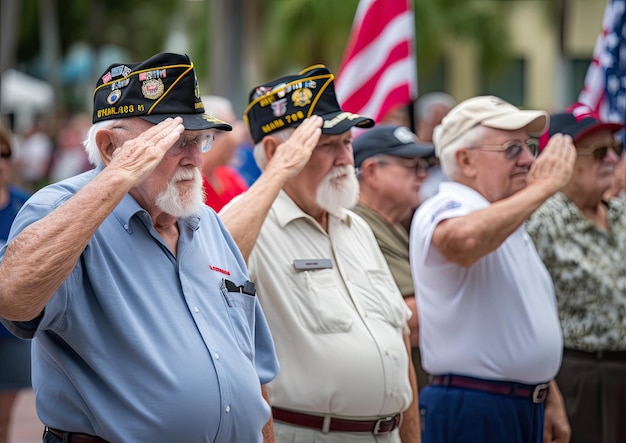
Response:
[214,353,220,360]
[225,405,231,413]
[193,307,199,313]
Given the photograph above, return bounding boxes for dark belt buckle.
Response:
[373,415,396,435]
[532,383,549,403]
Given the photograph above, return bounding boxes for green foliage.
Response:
[259,0,512,82]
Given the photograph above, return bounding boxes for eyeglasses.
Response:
[470,138,539,160]
[377,157,429,174]
[0,151,10,159]
[113,127,215,154]
[577,141,623,161]
[169,133,215,154]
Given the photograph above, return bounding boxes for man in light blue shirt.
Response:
[0,52,278,443]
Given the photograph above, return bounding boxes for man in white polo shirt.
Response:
[409,96,573,443]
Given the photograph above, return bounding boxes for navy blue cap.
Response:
[353,125,435,167]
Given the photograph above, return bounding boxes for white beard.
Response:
[156,167,204,217]
[315,165,359,217]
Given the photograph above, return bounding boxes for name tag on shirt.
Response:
[293,259,333,270]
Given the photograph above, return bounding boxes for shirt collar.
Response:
[92,165,202,233]
[274,189,352,229]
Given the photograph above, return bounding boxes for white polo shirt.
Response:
[248,190,412,417]
[409,182,562,384]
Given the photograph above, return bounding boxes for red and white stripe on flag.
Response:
[335,0,417,123]
[578,0,626,123]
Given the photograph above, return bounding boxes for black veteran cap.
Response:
[243,64,374,144]
[353,125,435,168]
[92,52,232,131]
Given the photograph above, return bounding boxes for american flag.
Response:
[335,0,417,123]
[578,0,626,124]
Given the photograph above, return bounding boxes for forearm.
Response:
[220,168,289,262]
[433,182,556,267]
[544,380,571,442]
[0,169,133,320]
[261,384,275,443]
[399,334,421,442]
[404,295,419,348]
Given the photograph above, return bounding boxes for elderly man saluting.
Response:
[0,53,278,443]
[221,65,420,443]
[409,96,573,443]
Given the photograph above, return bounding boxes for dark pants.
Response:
[557,351,626,443]
[419,384,544,443]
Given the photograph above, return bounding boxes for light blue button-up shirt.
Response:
[1,167,278,443]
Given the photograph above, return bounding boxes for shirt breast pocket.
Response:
[289,269,354,334]
[360,269,407,328]
[220,279,256,360]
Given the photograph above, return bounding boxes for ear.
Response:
[455,148,478,178]
[95,129,118,166]
[262,135,281,162]
[359,158,378,185]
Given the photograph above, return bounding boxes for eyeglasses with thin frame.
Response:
[577,140,623,161]
[376,157,429,174]
[113,126,215,154]
[470,138,539,160]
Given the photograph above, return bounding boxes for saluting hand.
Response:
[108,117,185,186]
[527,133,576,195]
[266,115,323,179]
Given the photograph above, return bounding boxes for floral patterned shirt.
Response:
[526,193,626,351]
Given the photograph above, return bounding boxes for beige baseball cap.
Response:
[433,95,549,157]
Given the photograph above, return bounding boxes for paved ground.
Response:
[9,390,42,443]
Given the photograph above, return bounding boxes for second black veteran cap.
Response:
[92,52,232,131]
[243,64,374,144]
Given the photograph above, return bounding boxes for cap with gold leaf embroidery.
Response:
[244,64,374,144]
[92,52,231,132]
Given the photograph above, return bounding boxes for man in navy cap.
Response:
[221,65,420,442]
[0,52,278,443]
[352,124,434,392]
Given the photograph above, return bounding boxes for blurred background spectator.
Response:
[0,124,32,443]
[200,95,249,211]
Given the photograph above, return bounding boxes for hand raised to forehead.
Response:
[527,133,576,194]
[108,117,185,186]
[267,115,323,180]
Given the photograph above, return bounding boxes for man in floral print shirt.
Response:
[527,103,626,443]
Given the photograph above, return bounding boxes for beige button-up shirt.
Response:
[249,190,412,417]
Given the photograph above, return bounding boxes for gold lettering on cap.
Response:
[262,118,285,133]
[260,95,276,107]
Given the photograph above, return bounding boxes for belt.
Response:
[564,348,626,362]
[271,407,401,434]
[429,374,550,404]
[46,428,108,443]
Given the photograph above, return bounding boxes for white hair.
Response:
[438,124,487,179]
[83,119,125,167]
[201,95,235,121]
[416,92,457,120]
[253,127,296,170]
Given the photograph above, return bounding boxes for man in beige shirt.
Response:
[221,65,420,443]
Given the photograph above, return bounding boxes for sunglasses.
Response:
[470,138,539,160]
[0,152,10,159]
[577,141,623,160]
